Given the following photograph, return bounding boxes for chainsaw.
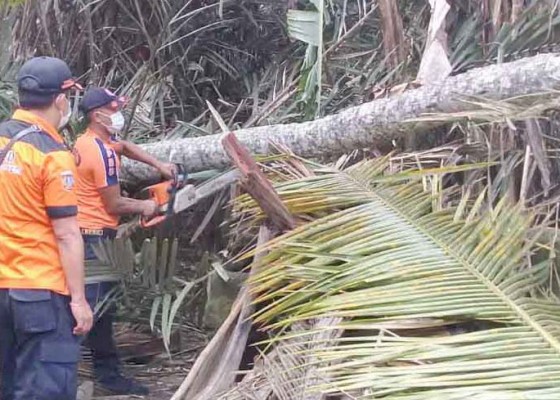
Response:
[138,163,190,228]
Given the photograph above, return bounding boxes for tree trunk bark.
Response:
[122,54,560,185]
[378,0,407,69]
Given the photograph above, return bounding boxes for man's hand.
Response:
[141,200,159,218]
[120,141,178,181]
[52,216,91,335]
[70,298,93,336]
[158,162,178,180]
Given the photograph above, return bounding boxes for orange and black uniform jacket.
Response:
[0,109,78,296]
[73,128,123,231]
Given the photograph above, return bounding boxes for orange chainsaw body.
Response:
[138,164,187,228]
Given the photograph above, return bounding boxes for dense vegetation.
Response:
[3,1,560,398]
[1,1,559,142]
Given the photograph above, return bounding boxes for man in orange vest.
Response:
[73,87,175,395]
[0,57,93,399]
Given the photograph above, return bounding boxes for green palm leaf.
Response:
[287,0,324,115]
[240,158,560,398]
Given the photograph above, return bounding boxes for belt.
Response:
[80,228,117,238]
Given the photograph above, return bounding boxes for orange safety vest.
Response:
[73,128,123,230]
[0,109,79,295]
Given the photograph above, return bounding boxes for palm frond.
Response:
[450,3,560,72]
[229,157,560,398]
[287,0,324,116]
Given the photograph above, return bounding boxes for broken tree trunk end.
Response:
[222,132,296,232]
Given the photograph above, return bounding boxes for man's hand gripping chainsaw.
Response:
[138,164,195,228]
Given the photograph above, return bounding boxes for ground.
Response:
[79,323,208,400]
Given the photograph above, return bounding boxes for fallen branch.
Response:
[171,225,274,400]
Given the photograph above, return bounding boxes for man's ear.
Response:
[54,93,67,111]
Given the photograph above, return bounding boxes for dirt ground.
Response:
[79,323,208,400]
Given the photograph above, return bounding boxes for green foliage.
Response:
[0,82,15,121]
[232,156,560,398]
[287,1,324,117]
[92,236,195,356]
[5,0,560,140]
[6,0,424,137]
[450,2,560,72]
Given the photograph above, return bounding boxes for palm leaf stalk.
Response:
[226,157,560,398]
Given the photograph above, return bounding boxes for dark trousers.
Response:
[84,281,120,380]
[82,231,122,381]
[0,289,80,400]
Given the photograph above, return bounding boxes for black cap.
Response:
[17,56,81,95]
[79,87,127,114]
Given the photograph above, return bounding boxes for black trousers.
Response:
[0,289,80,400]
[82,231,121,381]
[84,281,120,380]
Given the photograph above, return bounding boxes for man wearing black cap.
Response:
[73,87,176,395]
[0,57,93,399]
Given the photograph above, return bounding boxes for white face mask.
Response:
[99,111,125,134]
[58,97,72,129]
[110,111,125,132]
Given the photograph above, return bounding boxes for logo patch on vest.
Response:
[5,150,15,164]
[60,170,75,191]
[0,150,22,175]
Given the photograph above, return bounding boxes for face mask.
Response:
[110,111,125,132]
[58,97,71,129]
[99,111,125,134]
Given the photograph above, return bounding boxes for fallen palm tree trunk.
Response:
[122,54,560,185]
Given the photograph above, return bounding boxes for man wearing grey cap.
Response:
[0,57,93,399]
